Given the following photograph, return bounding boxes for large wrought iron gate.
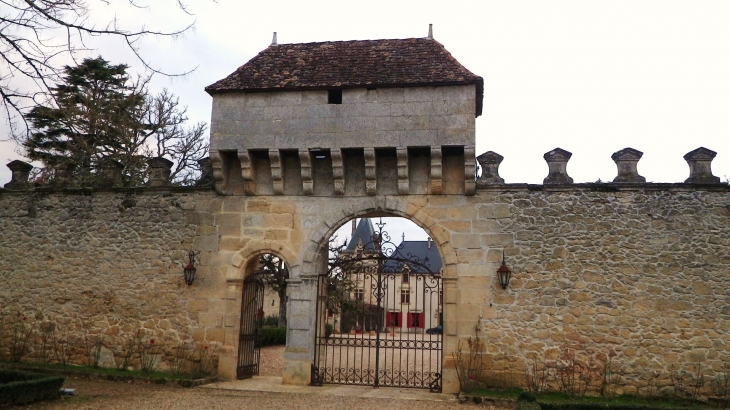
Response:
[237,272,265,379]
[311,220,443,392]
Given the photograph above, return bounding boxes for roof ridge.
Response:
[206,37,483,115]
[272,37,433,46]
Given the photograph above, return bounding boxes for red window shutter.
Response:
[396,312,402,327]
[418,312,424,328]
[386,311,392,326]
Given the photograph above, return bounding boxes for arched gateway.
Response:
[206,35,479,393]
[311,218,443,391]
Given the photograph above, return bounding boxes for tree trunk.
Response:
[277,290,287,328]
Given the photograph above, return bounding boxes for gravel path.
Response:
[19,378,473,410]
[259,345,285,376]
[18,345,474,409]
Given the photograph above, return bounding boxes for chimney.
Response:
[427,237,432,249]
[427,24,433,39]
[351,219,357,236]
[271,32,277,46]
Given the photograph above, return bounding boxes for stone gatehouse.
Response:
[1,36,729,395]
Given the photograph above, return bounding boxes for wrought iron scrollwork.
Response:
[312,218,443,392]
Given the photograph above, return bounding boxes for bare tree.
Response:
[258,254,289,328]
[140,89,208,185]
[0,0,197,137]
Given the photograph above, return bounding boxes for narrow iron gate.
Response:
[237,272,265,379]
[311,220,443,392]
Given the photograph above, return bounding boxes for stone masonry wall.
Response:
[1,183,729,394]
[466,186,730,395]
[210,86,476,151]
[0,188,215,369]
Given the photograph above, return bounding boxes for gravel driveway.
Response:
[259,345,285,376]
[20,378,472,410]
[18,345,478,409]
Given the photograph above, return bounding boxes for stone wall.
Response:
[471,185,730,394]
[210,86,476,151]
[1,182,729,395]
[0,188,213,368]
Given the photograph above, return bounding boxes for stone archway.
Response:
[311,216,444,391]
[217,243,296,381]
[301,197,458,279]
[278,197,459,389]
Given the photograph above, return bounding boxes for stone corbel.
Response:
[210,151,226,194]
[397,148,409,195]
[429,147,443,195]
[298,149,314,195]
[238,150,256,195]
[364,148,377,196]
[269,149,284,195]
[464,146,476,195]
[331,149,345,195]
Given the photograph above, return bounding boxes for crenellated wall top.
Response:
[3,147,728,195]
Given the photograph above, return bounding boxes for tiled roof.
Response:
[206,38,483,115]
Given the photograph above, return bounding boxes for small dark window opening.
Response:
[328,89,342,104]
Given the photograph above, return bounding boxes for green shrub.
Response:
[258,315,279,328]
[257,327,286,347]
[325,323,333,338]
[517,402,542,410]
[0,370,65,405]
[519,391,538,402]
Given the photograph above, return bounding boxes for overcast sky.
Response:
[2,0,729,201]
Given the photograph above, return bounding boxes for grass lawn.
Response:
[0,361,191,381]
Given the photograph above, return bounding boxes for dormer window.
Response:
[328,89,342,104]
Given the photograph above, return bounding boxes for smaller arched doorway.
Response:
[237,254,288,379]
[311,217,443,392]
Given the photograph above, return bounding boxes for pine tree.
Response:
[24,57,143,185]
[23,57,208,186]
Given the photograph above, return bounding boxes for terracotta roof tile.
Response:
[206,38,483,115]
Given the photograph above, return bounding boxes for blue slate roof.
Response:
[384,240,442,273]
[345,218,377,252]
[343,218,442,273]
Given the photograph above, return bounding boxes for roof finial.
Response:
[427,24,433,39]
[271,32,277,46]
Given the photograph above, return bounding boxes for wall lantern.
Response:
[496,250,512,290]
[183,250,197,286]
